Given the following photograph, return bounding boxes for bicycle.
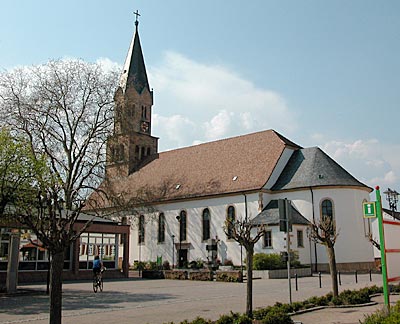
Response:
[93,267,105,293]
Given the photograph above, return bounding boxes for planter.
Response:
[253,267,312,279]
[141,270,165,279]
[163,270,188,280]
[216,270,243,282]
[188,270,213,281]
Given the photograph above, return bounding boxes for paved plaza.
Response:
[0,273,393,324]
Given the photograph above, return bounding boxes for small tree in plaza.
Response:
[0,59,118,324]
[309,216,340,297]
[224,217,265,317]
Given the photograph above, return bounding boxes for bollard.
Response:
[338,271,341,286]
[319,272,322,288]
[369,269,372,282]
[355,270,358,284]
[295,273,298,291]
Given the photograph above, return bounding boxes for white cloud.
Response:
[149,51,296,150]
[96,57,121,73]
[319,138,400,193]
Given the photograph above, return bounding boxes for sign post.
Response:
[363,202,377,218]
[279,199,292,304]
[375,186,390,309]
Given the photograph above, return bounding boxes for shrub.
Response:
[361,301,400,323]
[253,253,285,270]
[253,306,274,320]
[260,309,293,324]
[132,260,146,270]
[163,260,171,270]
[234,314,252,324]
[181,317,212,324]
[338,289,370,305]
[215,312,240,324]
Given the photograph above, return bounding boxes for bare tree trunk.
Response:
[246,245,254,317]
[49,251,64,324]
[326,245,338,297]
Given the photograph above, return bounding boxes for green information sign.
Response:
[363,202,376,218]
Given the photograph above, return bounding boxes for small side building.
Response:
[0,215,130,285]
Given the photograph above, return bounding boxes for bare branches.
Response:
[309,216,339,248]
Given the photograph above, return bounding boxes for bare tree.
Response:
[309,217,340,297]
[224,218,265,317]
[0,59,118,324]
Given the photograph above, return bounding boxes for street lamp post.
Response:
[171,234,175,269]
[384,188,399,219]
[306,227,313,273]
[176,215,182,268]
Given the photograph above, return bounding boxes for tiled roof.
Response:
[271,147,371,191]
[251,200,310,225]
[91,130,301,208]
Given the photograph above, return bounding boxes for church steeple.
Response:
[106,12,159,179]
[119,13,150,94]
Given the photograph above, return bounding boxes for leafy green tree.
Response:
[0,59,118,324]
[0,128,47,218]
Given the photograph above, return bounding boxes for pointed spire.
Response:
[119,11,150,94]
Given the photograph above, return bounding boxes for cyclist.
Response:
[93,255,103,280]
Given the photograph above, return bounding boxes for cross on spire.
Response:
[134,10,141,27]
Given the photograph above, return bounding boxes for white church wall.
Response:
[310,188,373,265]
[127,187,374,269]
[260,188,374,268]
[253,224,311,266]
[128,193,261,266]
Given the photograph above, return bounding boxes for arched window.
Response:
[202,208,211,241]
[226,206,236,239]
[321,199,334,234]
[138,215,145,244]
[179,210,187,241]
[158,213,165,243]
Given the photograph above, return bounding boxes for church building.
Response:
[90,17,375,272]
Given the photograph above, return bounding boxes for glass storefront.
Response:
[0,229,71,271]
[79,232,118,269]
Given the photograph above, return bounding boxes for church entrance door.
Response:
[178,249,188,268]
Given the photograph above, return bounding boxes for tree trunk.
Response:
[49,251,64,324]
[245,246,254,317]
[326,245,339,297]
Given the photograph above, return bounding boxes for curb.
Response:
[289,301,378,316]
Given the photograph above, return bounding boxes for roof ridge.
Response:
[158,129,300,156]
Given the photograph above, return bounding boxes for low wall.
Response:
[315,262,376,272]
[253,267,312,279]
[0,269,126,285]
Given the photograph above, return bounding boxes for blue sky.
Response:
[1,1,400,202]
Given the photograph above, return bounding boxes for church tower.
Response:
[106,13,158,178]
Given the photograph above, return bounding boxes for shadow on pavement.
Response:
[0,289,175,316]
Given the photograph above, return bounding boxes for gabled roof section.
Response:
[91,130,301,207]
[251,200,310,226]
[271,147,371,191]
[119,21,150,94]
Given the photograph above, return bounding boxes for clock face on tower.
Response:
[141,121,149,133]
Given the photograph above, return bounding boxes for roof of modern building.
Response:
[271,147,372,191]
[251,200,310,226]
